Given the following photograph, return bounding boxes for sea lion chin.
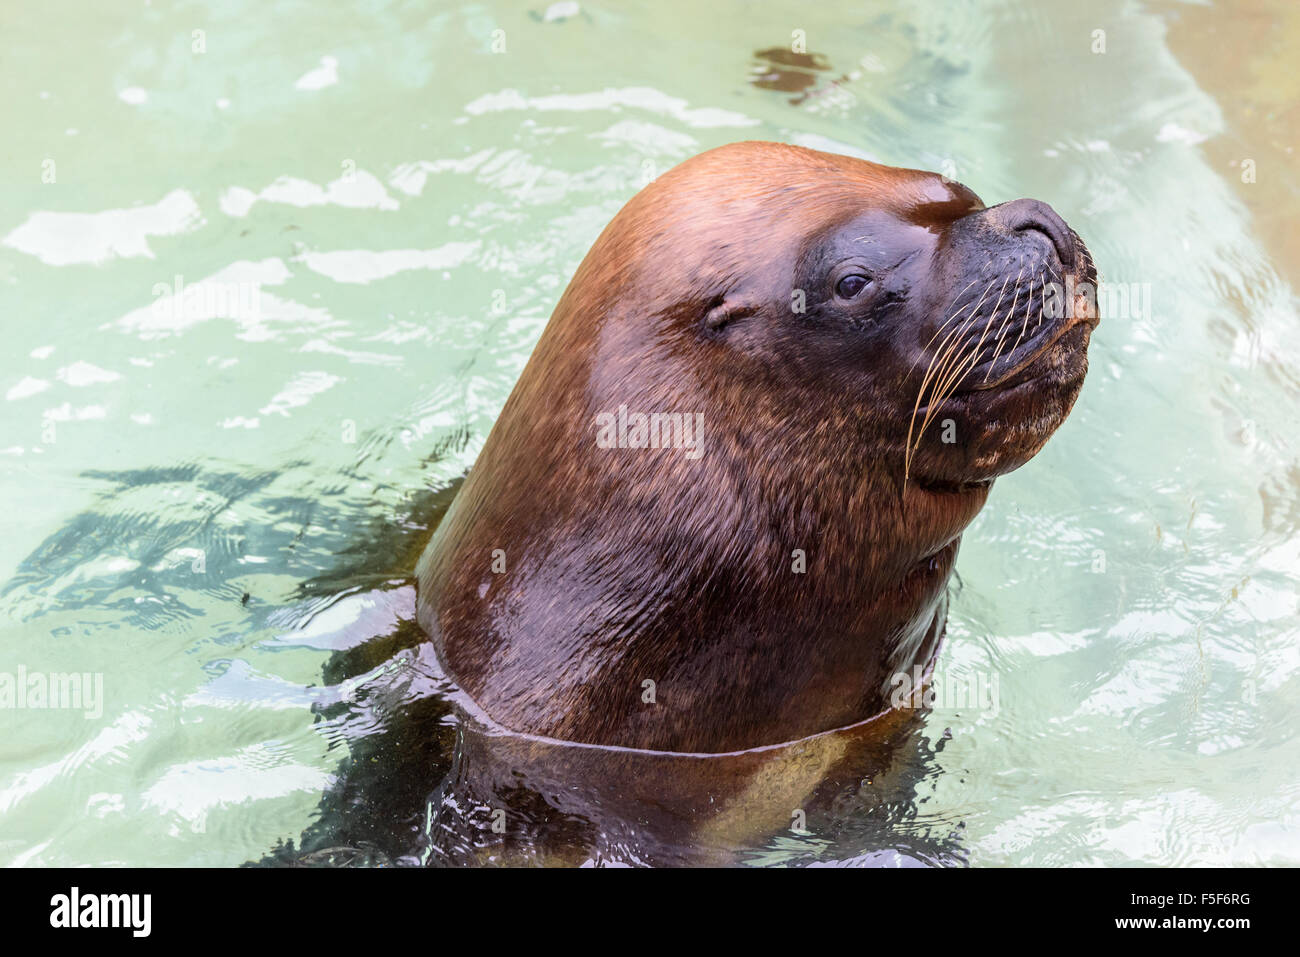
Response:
[415,140,1098,754]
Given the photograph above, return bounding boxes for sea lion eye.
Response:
[836,273,870,299]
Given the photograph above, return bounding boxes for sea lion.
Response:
[415,140,1097,755]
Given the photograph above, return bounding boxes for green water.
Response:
[1,0,1297,866]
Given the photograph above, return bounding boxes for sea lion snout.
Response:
[978,197,1078,272]
[926,192,1098,385]
[903,188,1097,485]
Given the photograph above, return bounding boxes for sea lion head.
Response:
[579,141,1097,496]
[419,141,1098,751]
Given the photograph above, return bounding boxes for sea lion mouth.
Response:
[961,301,1094,392]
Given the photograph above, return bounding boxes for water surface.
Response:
[1,0,1297,865]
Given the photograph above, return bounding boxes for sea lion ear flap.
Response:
[702,296,759,333]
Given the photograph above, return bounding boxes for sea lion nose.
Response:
[982,198,1077,272]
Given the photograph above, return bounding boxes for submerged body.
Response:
[416,141,1097,754]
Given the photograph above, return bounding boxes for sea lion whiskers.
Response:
[1021,273,1035,342]
[907,275,983,375]
[916,309,998,449]
[928,271,1013,407]
[904,277,997,480]
[984,262,1027,380]
[903,279,995,477]
[906,276,1011,479]
[923,272,1011,416]
[908,273,1013,474]
[1011,266,1052,358]
[1033,268,1046,334]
